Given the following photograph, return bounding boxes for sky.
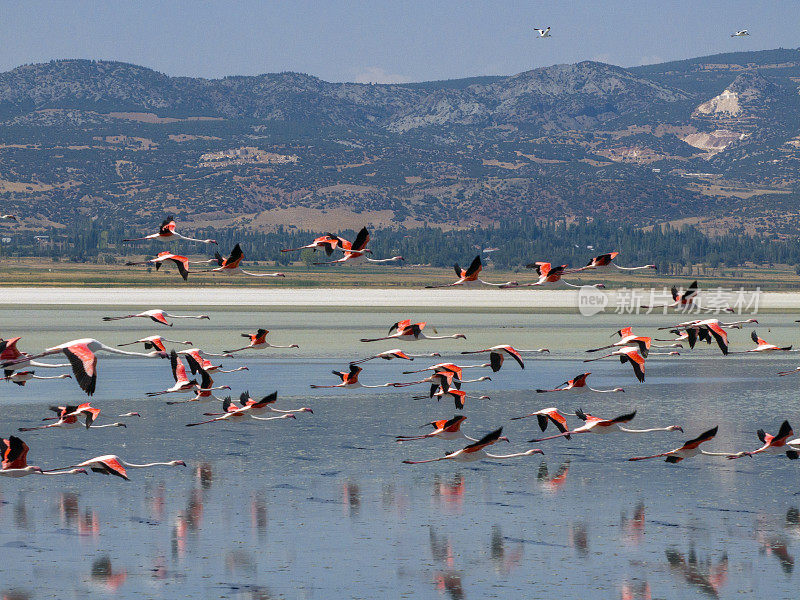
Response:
[1,1,797,82]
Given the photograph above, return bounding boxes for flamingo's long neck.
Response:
[101,344,156,358]
[28,360,70,368]
[120,460,178,468]
[618,426,674,433]
[484,450,543,459]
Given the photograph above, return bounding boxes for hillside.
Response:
[0,49,799,237]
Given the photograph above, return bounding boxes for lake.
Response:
[1,303,800,599]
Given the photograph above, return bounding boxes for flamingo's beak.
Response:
[674,426,684,433]
[176,461,187,467]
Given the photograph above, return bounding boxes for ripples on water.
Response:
[1,307,800,598]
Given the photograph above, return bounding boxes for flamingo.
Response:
[201,243,285,277]
[731,29,749,36]
[185,395,298,426]
[102,309,210,326]
[165,367,231,404]
[281,233,345,255]
[125,252,191,281]
[726,421,797,459]
[529,409,682,442]
[313,227,403,265]
[739,331,792,353]
[503,262,605,289]
[574,252,656,272]
[642,281,734,313]
[584,346,648,382]
[0,214,18,221]
[403,427,543,464]
[411,387,490,410]
[349,349,441,365]
[3,370,72,386]
[509,407,572,438]
[0,337,71,373]
[201,391,312,418]
[360,320,466,342]
[224,328,299,353]
[0,338,166,396]
[661,319,757,355]
[122,216,216,244]
[117,336,194,353]
[393,370,491,391]
[53,455,186,480]
[425,256,517,288]
[180,349,248,375]
[1,436,88,477]
[309,364,398,389]
[146,350,196,396]
[402,361,489,377]
[533,26,551,37]
[19,403,127,431]
[460,345,525,370]
[626,426,728,462]
[534,372,624,393]
[395,415,478,442]
[587,335,654,358]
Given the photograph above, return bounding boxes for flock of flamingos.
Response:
[1,215,799,481]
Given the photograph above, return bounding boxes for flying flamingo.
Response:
[117,336,194,352]
[201,391,312,418]
[1,337,71,372]
[3,370,72,386]
[281,233,345,256]
[149,351,229,397]
[529,409,682,442]
[310,364,398,389]
[509,407,572,438]
[731,29,749,36]
[533,26,551,37]
[225,328,299,353]
[737,331,792,353]
[588,327,683,356]
[660,319,758,355]
[360,320,466,343]
[201,243,285,277]
[425,256,517,288]
[19,403,127,431]
[125,252,191,281]
[102,309,210,326]
[165,367,231,404]
[0,338,167,396]
[534,372,624,393]
[186,395,298,426]
[52,455,186,480]
[122,216,216,244]
[584,346,679,382]
[461,345,525,370]
[403,428,543,464]
[628,426,721,463]
[349,349,441,365]
[642,281,735,313]
[180,349,248,375]
[411,387,490,410]
[393,370,491,392]
[313,227,403,265]
[1,436,88,477]
[0,214,18,221]
[402,362,489,378]
[501,262,605,289]
[726,421,797,459]
[573,252,656,272]
[395,415,478,442]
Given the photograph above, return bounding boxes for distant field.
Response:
[1,258,798,290]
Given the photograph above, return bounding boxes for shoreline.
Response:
[1,286,799,310]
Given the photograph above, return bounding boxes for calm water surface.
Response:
[1,307,800,599]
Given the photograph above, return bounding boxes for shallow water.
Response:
[2,307,800,599]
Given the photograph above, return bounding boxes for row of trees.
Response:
[2,217,799,271]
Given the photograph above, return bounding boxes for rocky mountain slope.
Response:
[0,49,798,235]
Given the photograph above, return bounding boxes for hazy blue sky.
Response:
[1,1,796,82]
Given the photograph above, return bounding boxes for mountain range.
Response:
[0,48,799,236]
